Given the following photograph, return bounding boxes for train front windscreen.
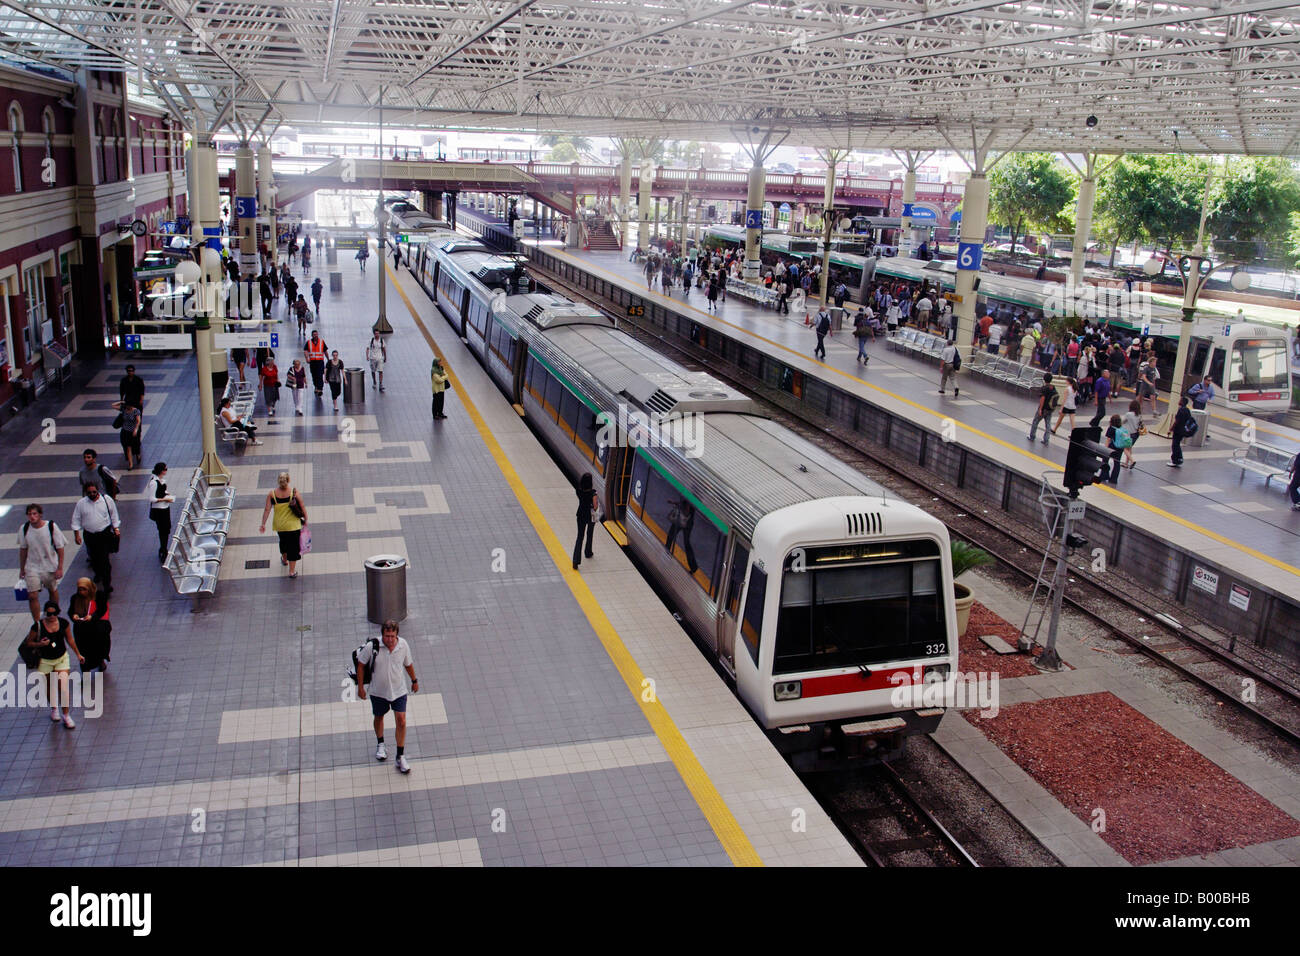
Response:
[1228,339,1290,395]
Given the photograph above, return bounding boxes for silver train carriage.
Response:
[413,247,959,769]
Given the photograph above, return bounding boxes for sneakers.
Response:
[1167,460,1181,467]
[50,708,61,722]
[375,740,387,762]
[396,755,410,774]
[62,714,75,730]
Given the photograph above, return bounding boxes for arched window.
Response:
[41,106,54,186]
[9,102,23,193]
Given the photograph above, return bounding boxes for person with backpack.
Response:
[833,281,848,309]
[1138,358,1160,416]
[311,277,323,318]
[356,243,369,273]
[939,340,960,396]
[71,482,121,595]
[1187,374,1215,410]
[17,503,66,623]
[853,307,872,365]
[77,449,119,500]
[1027,373,1057,444]
[814,307,831,359]
[295,294,311,342]
[366,332,387,392]
[1121,399,1143,470]
[1169,395,1194,467]
[1103,414,1130,483]
[355,619,419,774]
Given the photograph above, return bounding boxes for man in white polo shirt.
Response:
[357,619,420,774]
[71,482,121,595]
[17,503,66,622]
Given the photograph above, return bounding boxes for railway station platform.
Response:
[0,242,860,866]
[471,215,1300,661]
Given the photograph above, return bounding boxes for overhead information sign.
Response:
[214,332,279,349]
[124,333,192,351]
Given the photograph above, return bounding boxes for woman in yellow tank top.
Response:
[259,471,308,578]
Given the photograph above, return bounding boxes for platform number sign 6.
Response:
[956,242,983,272]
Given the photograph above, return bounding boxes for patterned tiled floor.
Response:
[0,243,856,867]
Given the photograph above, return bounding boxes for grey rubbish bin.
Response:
[1186,407,1210,447]
[829,306,846,332]
[365,554,407,624]
[343,367,365,404]
[329,270,343,292]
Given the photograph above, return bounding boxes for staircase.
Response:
[585,215,622,251]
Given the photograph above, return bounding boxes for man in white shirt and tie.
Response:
[71,482,121,594]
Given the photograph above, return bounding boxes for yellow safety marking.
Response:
[603,520,629,547]
[386,262,763,867]
[552,249,1300,581]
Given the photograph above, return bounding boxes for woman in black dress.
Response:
[572,473,598,570]
[68,578,111,673]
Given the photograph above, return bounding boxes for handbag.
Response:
[112,412,124,429]
[107,531,121,553]
[298,524,312,555]
[288,489,306,521]
[18,628,42,668]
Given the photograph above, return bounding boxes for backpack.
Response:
[816,313,831,335]
[21,520,56,551]
[1182,415,1199,437]
[1114,427,1132,449]
[951,350,962,371]
[1045,387,1060,411]
[98,465,120,499]
[347,637,381,687]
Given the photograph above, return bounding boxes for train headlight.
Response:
[774,681,802,701]
[924,664,951,684]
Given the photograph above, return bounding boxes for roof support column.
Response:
[638,164,652,249]
[892,150,934,258]
[234,143,258,281]
[952,169,988,353]
[185,127,228,480]
[817,148,849,305]
[258,144,276,267]
[744,162,765,280]
[1060,152,1116,289]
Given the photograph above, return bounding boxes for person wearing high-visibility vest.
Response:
[304,331,328,397]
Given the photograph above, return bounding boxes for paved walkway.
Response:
[0,243,858,866]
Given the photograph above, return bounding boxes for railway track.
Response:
[522,257,1300,755]
[806,762,980,867]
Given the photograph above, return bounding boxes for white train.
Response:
[409,235,959,769]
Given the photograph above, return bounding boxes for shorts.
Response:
[369,693,408,718]
[24,569,59,594]
[37,652,70,674]
[369,358,384,374]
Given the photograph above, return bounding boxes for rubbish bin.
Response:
[1187,407,1210,447]
[365,554,407,625]
[829,307,846,332]
[343,367,365,404]
[329,270,343,292]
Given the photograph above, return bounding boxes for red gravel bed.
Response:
[958,602,1060,678]
[968,691,1300,864]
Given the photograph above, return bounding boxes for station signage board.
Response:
[956,242,983,271]
[234,196,257,219]
[124,333,192,351]
[214,332,279,349]
[1191,565,1219,595]
[745,209,763,229]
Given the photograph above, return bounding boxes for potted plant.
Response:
[951,539,993,638]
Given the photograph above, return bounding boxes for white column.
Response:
[638,162,652,249]
[899,167,917,258]
[258,145,276,267]
[744,164,765,280]
[953,172,989,351]
[619,154,632,220]
[235,144,257,280]
[818,159,837,304]
[185,132,228,480]
[1070,174,1097,289]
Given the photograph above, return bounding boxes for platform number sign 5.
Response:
[234,196,257,219]
[956,242,983,272]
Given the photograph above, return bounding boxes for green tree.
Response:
[1094,154,1209,271]
[1210,157,1300,247]
[987,152,1075,255]
[545,141,579,162]
[537,133,593,154]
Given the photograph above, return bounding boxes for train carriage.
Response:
[417,248,959,769]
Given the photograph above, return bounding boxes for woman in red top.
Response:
[260,350,281,418]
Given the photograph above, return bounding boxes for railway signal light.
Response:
[1063,426,1109,497]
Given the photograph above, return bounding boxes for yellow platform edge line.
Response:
[386,263,764,867]
[551,247,1300,581]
